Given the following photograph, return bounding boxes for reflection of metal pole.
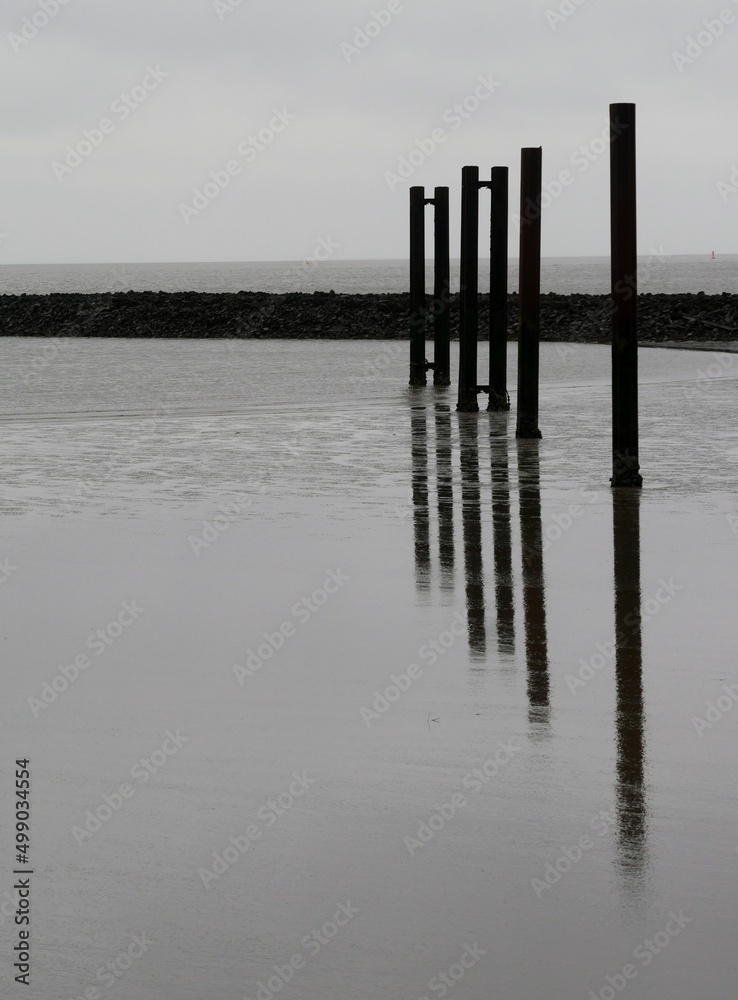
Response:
[458,166,479,412]
[613,489,647,889]
[434,405,455,590]
[489,167,510,411]
[410,406,431,592]
[433,187,451,386]
[409,186,427,386]
[516,148,542,439]
[459,416,486,657]
[517,440,549,721]
[490,422,515,655]
[610,103,642,487]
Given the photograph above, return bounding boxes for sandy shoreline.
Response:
[1,290,737,344]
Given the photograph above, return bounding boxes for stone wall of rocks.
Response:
[1,290,736,343]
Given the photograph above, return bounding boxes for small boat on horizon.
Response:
[710,250,716,260]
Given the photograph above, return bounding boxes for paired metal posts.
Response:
[409,186,451,387]
[488,166,510,411]
[457,165,511,412]
[457,166,481,411]
[407,101,642,487]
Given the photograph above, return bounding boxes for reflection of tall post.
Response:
[613,489,648,889]
[488,166,510,411]
[433,187,451,387]
[409,186,427,386]
[458,415,486,658]
[457,166,480,412]
[517,440,550,721]
[516,148,543,439]
[434,405,455,591]
[490,420,515,655]
[410,405,431,592]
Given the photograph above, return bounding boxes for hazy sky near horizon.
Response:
[0,0,735,264]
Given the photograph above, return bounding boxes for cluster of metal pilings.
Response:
[408,103,642,489]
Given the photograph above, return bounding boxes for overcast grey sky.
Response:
[0,0,735,263]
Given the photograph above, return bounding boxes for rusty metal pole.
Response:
[516,148,543,439]
[409,185,427,386]
[489,166,510,411]
[610,103,642,487]
[433,186,451,386]
[457,166,479,412]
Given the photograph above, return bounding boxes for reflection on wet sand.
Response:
[410,405,431,594]
[516,440,551,727]
[612,489,649,894]
[458,414,486,660]
[490,417,516,657]
[408,401,649,892]
[434,405,455,592]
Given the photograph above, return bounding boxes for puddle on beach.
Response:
[1,340,737,999]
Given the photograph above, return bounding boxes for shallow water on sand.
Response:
[1,340,737,1000]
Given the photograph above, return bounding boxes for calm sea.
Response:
[0,255,736,296]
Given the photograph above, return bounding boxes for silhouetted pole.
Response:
[433,186,451,386]
[516,148,542,439]
[488,166,510,411]
[457,165,479,412]
[610,103,642,487]
[409,186,427,386]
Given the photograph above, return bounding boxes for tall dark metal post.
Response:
[516,148,543,439]
[610,103,642,487]
[433,186,451,386]
[409,185,427,386]
[488,166,510,411]
[457,165,479,412]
